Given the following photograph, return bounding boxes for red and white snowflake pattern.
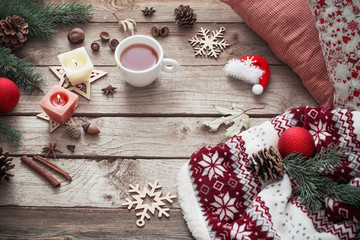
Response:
[199,151,227,180]
[309,1,360,109]
[186,107,360,239]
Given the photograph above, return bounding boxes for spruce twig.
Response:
[0,0,93,40]
[0,0,56,40]
[0,46,44,93]
[0,119,23,147]
[283,146,360,211]
[42,2,93,25]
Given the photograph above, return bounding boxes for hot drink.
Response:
[120,44,158,71]
[115,35,179,87]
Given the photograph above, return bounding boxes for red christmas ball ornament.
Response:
[0,78,20,113]
[278,126,315,159]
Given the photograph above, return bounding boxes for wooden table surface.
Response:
[0,0,318,239]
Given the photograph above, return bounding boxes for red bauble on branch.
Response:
[0,78,19,113]
[278,126,315,159]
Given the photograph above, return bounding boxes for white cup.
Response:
[115,35,180,87]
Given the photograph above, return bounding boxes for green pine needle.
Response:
[0,0,92,40]
[0,46,44,93]
[42,2,93,25]
[283,146,360,211]
[0,118,23,147]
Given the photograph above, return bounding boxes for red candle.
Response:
[51,93,68,107]
[39,85,78,125]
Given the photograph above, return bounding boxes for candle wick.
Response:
[72,59,78,66]
[57,94,61,102]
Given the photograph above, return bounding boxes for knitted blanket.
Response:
[177,107,360,240]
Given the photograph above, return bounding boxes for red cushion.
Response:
[221,0,334,107]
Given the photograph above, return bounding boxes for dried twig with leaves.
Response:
[203,103,264,139]
[113,13,136,35]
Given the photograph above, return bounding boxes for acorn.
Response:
[82,123,101,135]
[151,26,160,37]
[67,28,85,44]
[160,26,169,37]
[91,42,100,51]
[100,31,110,41]
[109,39,119,51]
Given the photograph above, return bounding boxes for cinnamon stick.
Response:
[20,155,60,188]
[33,155,72,181]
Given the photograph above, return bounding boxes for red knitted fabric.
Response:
[178,107,360,239]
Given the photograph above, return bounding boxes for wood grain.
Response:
[9,65,316,116]
[49,0,242,23]
[1,116,270,157]
[17,22,280,66]
[0,158,186,207]
[0,207,193,240]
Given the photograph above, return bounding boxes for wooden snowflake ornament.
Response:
[122,180,177,227]
[188,27,229,58]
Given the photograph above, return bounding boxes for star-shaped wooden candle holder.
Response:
[36,112,76,133]
[37,67,107,133]
[50,66,108,100]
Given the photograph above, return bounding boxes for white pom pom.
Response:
[223,58,264,84]
[252,84,263,95]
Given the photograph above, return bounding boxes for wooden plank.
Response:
[16,22,282,66]
[48,0,242,23]
[10,66,316,116]
[0,158,186,207]
[0,207,193,239]
[2,117,274,157]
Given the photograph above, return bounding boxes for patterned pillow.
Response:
[308,0,360,110]
[220,0,335,107]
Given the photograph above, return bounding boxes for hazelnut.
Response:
[151,26,160,37]
[91,42,100,51]
[160,26,169,37]
[67,28,85,44]
[100,31,110,41]
[109,39,119,51]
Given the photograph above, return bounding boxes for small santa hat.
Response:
[224,55,270,95]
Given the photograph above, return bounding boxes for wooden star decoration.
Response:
[49,66,108,100]
[37,105,78,133]
[36,112,76,133]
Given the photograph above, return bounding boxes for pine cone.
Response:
[174,5,197,27]
[246,146,284,182]
[0,147,15,183]
[0,15,29,50]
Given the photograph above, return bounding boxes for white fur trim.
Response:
[177,163,211,240]
[224,58,264,84]
[252,84,264,95]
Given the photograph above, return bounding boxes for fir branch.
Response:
[283,146,360,211]
[0,118,23,147]
[329,182,360,207]
[42,2,93,25]
[0,0,93,40]
[0,0,56,40]
[0,46,44,93]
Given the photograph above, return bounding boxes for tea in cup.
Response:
[115,35,179,87]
